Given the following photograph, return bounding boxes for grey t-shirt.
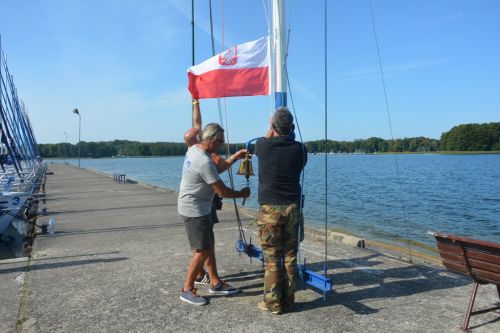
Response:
[178,145,220,217]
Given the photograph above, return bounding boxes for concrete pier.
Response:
[1,164,498,332]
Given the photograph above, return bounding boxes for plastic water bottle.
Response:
[47,217,56,235]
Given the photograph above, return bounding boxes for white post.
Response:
[72,108,81,167]
[64,131,67,164]
[272,0,287,109]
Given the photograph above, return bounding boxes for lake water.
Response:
[51,154,500,252]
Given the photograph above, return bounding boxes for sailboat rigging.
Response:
[0,36,47,251]
[189,0,333,297]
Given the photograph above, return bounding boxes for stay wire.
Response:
[209,0,247,244]
[284,2,331,282]
[262,0,271,32]
[285,67,306,282]
[323,0,328,265]
[284,1,331,280]
[368,0,413,262]
[282,10,306,281]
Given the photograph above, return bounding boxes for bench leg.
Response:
[461,282,479,332]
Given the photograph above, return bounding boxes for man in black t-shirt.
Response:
[255,107,307,314]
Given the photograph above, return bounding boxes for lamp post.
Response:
[64,131,68,164]
[72,108,81,167]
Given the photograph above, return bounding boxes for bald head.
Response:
[184,127,200,147]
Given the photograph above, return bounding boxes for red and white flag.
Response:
[188,36,270,99]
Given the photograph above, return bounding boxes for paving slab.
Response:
[1,163,498,333]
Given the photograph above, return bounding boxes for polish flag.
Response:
[188,36,270,99]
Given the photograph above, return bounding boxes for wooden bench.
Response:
[113,173,127,183]
[431,232,500,331]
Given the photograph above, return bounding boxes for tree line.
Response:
[38,139,247,158]
[440,122,500,151]
[305,136,440,154]
[307,122,499,153]
[38,122,500,158]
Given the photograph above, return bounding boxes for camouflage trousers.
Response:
[258,203,302,312]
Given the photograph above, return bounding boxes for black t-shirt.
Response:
[255,136,307,205]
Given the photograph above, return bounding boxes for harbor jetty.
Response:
[1,164,498,332]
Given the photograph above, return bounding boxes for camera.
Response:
[213,194,223,210]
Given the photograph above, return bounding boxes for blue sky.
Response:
[0,0,498,144]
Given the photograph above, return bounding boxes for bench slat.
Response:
[440,251,467,265]
[470,267,500,285]
[437,242,464,256]
[434,234,500,250]
[469,259,500,271]
[437,241,462,255]
[442,259,469,275]
[464,249,500,265]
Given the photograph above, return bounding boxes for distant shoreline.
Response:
[310,150,500,155]
[45,150,500,160]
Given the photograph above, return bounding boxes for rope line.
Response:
[284,0,329,281]
[279,0,306,280]
[368,0,413,262]
[262,0,271,31]
[280,0,331,280]
[284,69,305,281]
[323,0,328,265]
[208,0,248,246]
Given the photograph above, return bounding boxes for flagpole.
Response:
[191,0,195,127]
[273,0,287,109]
[191,0,195,67]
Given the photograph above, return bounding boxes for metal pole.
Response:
[191,0,194,67]
[64,131,67,164]
[78,113,81,167]
[272,0,287,109]
[73,108,81,167]
[191,0,195,127]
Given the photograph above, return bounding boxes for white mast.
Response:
[272,0,287,109]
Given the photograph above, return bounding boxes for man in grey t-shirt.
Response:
[182,99,248,291]
[178,144,220,217]
[178,123,250,306]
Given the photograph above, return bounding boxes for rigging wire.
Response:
[284,0,332,293]
[284,68,306,282]
[323,0,329,265]
[264,0,274,119]
[281,0,307,280]
[208,0,248,246]
[283,0,330,283]
[209,0,225,129]
[262,0,271,33]
[191,0,195,128]
[368,0,414,262]
[191,0,195,67]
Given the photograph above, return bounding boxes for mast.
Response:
[191,0,195,68]
[272,0,287,109]
[191,0,195,127]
